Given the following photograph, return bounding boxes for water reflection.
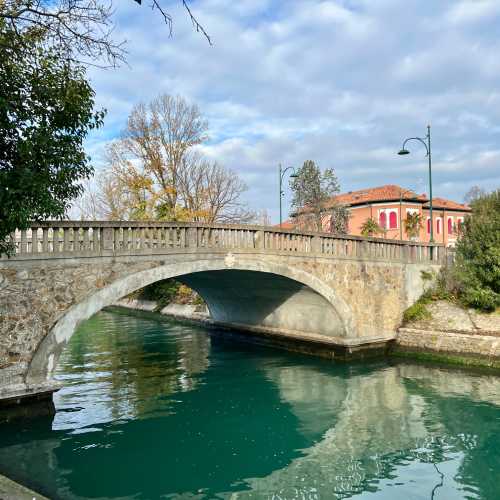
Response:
[54,310,211,429]
[0,310,499,499]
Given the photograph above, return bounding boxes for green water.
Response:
[1,310,500,499]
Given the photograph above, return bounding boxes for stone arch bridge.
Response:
[0,221,446,405]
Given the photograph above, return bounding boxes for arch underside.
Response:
[27,257,355,384]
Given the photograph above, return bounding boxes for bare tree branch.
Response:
[181,0,211,45]
[80,93,251,223]
[0,0,211,68]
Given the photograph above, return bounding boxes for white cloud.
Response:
[84,0,500,221]
[447,0,500,25]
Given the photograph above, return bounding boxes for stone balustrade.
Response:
[2,221,448,263]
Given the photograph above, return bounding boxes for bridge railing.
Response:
[2,221,448,263]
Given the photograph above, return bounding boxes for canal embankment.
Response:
[114,298,210,322]
[0,473,49,500]
[394,300,500,368]
[114,298,500,369]
[111,299,391,360]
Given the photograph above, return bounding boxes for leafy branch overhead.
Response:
[0,20,104,255]
[0,0,211,67]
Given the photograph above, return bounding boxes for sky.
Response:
[86,0,500,222]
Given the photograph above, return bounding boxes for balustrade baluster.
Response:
[92,227,99,252]
[31,227,38,253]
[51,227,58,252]
[19,229,27,254]
[81,227,89,251]
[62,228,70,252]
[42,228,49,253]
[126,227,132,250]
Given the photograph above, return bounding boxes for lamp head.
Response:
[290,172,298,178]
[398,149,410,156]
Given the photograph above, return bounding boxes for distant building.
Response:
[283,184,471,246]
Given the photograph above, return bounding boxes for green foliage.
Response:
[420,270,434,281]
[360,217,383,237]
[404,212,423,240]
[290,160,347,233]
[0,21,104,255]
[403,301,432,324]
[136,279,204,308]
[137,280,182,308]
[453,190,500,312]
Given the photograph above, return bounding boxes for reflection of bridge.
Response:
[0,221,445,404]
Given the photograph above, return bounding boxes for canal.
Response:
[1,308,500,499]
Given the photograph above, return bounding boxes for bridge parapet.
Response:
[3,221,447,263]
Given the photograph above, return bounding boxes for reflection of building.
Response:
[284,184,471,246]
[241,363,500,499]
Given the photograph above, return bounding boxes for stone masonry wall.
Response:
[0,250,437,399]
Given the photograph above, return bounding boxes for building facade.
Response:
[285,184,471,246]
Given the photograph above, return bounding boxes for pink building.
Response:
[283,184,471,246]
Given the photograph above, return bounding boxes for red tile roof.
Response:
[325,184,427,208]
[277,219,296,229]
[290,184,471,218]
[424,198,471,211]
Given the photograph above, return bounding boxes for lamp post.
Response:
[398,125,433,242]
[279,164,298,228]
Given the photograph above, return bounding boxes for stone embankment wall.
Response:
[394,301,500,368]
[114,298,210,321]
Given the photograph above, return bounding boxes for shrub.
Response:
[453,190,500,312]
[404,212,423,240]
[360,217,383,237]
[403,302,432,324]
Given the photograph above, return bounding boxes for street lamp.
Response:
[279,163,298,228]
[398,125,434,242]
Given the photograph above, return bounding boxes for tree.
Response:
[360,217,383,237]
[453,190,500,311]
[256,209,271,226]
[326,203,350,235]
[0,21,104,254]
[290,160,347,233]
[177,153,255,223]
[404,212,423,241]
[1,0,210,67]
[75,93,253,224]
[121,94,209,219]
[464,185,486,205]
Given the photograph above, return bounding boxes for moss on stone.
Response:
[390,348,500,371]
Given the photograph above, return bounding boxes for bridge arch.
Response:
[26,255,356,385]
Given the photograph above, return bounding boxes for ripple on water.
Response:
[0,310,499,499]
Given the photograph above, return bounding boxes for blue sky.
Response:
[86,0,500,221]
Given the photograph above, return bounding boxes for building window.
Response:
[379,211,387,229]
[448,217,453,234]
[406,208,419,215]
[427,218,431,234]
[389,211,398,229]
[436,218,441,235]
